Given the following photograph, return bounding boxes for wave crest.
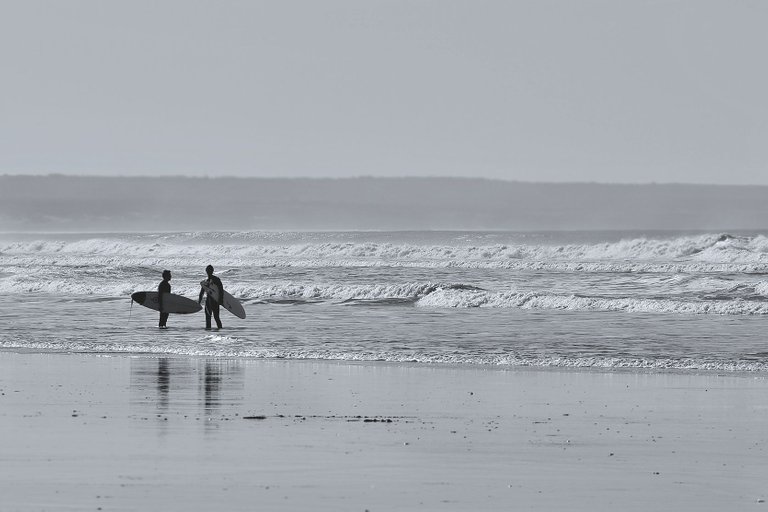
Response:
[4,233,768,269]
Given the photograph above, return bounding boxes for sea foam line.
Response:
[2,339,766,372]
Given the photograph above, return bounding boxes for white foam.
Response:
[0,273,202,298]
[237,282,453,301]
[2,339,765,372]
[3,233,768,271]
[416,288,768,315]
[753,281,768,297]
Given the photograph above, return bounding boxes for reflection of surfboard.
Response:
[131,292,202,314]
[200,280,246,319]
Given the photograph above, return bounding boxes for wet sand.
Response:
[1,351,767,511]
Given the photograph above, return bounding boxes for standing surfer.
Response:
[199,265,224,330]
[158,270,172,329]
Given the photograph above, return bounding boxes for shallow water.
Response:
[2,230,768,371]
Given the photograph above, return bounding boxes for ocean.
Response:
[2,230,768,372]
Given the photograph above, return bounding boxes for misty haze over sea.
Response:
[1,175,767,232]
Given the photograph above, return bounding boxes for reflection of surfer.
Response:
[157,270,172,329]
[198,265,224,330]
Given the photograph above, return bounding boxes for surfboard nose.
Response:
[131,292,147,304]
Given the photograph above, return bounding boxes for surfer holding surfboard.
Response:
[157,270,172,329]
[199,265,224,330]
[131,270,202,325]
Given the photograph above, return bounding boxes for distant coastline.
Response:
[1,175,767,231]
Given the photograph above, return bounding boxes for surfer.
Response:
[199,265,224,330]
[157,270,172,329]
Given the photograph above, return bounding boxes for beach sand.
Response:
[1,352,767,511]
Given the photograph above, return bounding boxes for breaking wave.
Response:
[3,274,768,315]
[2,233,768,271]
[415,288,768,315]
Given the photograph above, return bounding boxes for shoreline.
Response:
[2,351,767,510]
[4,346,768,376]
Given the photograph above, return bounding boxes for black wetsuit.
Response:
[158,279,171,328]
[200,275,223,329]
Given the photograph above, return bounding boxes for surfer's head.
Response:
[206,265,214,276]
[162,270,171,280]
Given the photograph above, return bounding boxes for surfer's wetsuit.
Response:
[199,275,224,330]
[157,279,171,328]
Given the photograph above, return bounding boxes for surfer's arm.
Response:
[216,278,224,305]
[198,286,205,304]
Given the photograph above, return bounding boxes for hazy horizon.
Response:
[2,175,767,232]
[3,172,767,188]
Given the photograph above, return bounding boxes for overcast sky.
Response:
[1,1,766,184]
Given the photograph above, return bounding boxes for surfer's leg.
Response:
[204,304,212,330]
[212,303,222,329]
[159,312,169,328]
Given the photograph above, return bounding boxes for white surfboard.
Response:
[200,280,246,319]
[131,291,202,314]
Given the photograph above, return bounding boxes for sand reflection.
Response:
[130,357,244,422]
